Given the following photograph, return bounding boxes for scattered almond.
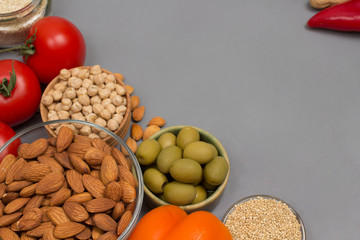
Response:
[121,137,137,156]
[130,123,143,141]
[143,125,161,140]
[130,95,140,111]
[147,116,166,127]
[132,106,145,122]
[125,85,134,95]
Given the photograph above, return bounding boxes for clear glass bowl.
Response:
[0,0,52,46]
[0,119,144,240]
[223,194,306,240]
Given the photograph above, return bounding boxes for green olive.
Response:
[143,168,168,194]
[209,143,218,158]
[183,141,215,164]
[201,178,218,191]
[204,156,228,186]
[191,185,207,204]
[176,127,200,149]
[158,132,176,149]
[136,139,161,165]
[169,158,202,184]
[163,181,196,205]
[156,146,182,174]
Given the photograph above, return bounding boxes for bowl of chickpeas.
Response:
[40,65,131,145]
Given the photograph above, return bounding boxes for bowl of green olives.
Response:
[135,125,230,212]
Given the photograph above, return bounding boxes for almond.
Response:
[40,207,49,222]
[0,212,22,227]
[92,213,117,232]
[36,172,65,195]
[111,147,130,171]
[125,201,136,213]
[37,156,64,173]
[17,143,29,159]
[84,198,116,213]
[117,210,132,235]
[20,232,37,240]
[22,138,49,159]
[111,202,125,221]
[56,126,74,152]
[23,164,52,182]
[132,106,145,122]
[84,147,105,166]
[104,181,122,202]
[130,123,143,141]
[5,158,27,184]
[119,181,136,203]
[74,134,92,143]
[26,221,53,237]
[100,155,119,185]
[67,141,92,159]
[147,116,166,127]
[53,222,85,239]
[62,201,89,222]
[114,72,124,82]
[0,227,20,240]
[15,208,42,231]
[4,198,31,214]
[130,95,140,111]
[54,151,73,169]
[65,192,93,204]
[118,166,137,188]
[98,231,118,240]
[46,207,70,225]
[23,195,44,215]
[42,145,56,157]
[69,153,90,174]
[2,192,20,205]
[92,226,104,240]
[0,201,4,217]
[125,84,134,95]
[0,183,6,197]
[90,170,101,179]
[6,180,32,192]
[82,174,105,198]
[75,226,91,240]
[0,154,16,182]
[65,169,84,194]
[143,125,161,140]
[43,227,57,240]
[91,138,112,155]
[50,187,71,206]
[14,160,29,181]
[121,137,137,156]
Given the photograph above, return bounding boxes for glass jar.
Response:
[0,0,51,47]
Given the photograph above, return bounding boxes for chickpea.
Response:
[78,95,90,106]
[42,95,53,106]
[101,98,112,106]
[61,98,72,106]
[82,105,93,115]
[90,65,102,75]
[88,133,100,139]
[82,79,93,89]
[99,88,111,99]
[55,103,63,112]
[71,102,82,113]
[116,105,127,115]
[86,113,97,123]
[94,74,105,85]
[68,77,82,89]
[58,110,70,120]
[61,101,72,111]
[48,110,58,119]
[76,87,87,97]
[88,85,98,97]
[90,95,102,105]
[100,109,111,120]
[93,103,104,115]
[64,87,76,99]
[95,117,107,128]
[54,82,67,92]
[78,69,89,79]
[112,95,123,106]
[47,89,55,97]
[99,131,108,139]
[115,85,126,96]
[109,91,117,100]
[80,125,91,136]
[59,69,71,80]
[122,98,127,106]
[71,68,80,77]
[112,114,124,124]
[105,82,116,91]
[48,103,56,111]
[71,112,85,129]
[52,90,63,101]
[105,74,116,84]
[105,104,116,114]
[107,119,119,131]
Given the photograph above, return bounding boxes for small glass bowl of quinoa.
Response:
[223,195,305,240]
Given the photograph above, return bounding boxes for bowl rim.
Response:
[144,125,230,212]
[0,119,144,239]
[222,194,306,240]
[39,66,131,144]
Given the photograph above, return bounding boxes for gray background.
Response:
[4,0,360,239]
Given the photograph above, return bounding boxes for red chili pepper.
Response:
[307,0,360,32]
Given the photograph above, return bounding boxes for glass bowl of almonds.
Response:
[40,65,131,146]
[0,119,144,239]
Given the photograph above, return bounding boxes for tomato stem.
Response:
[0,31,37,60]
[0,61,17,98]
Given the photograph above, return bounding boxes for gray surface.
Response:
[2,0,360,239]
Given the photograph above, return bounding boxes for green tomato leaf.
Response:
[0,61,17,98]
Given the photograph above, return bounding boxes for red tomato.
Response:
[25,16,86,84]
[0,60,41,126]
[0,121,21,161]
